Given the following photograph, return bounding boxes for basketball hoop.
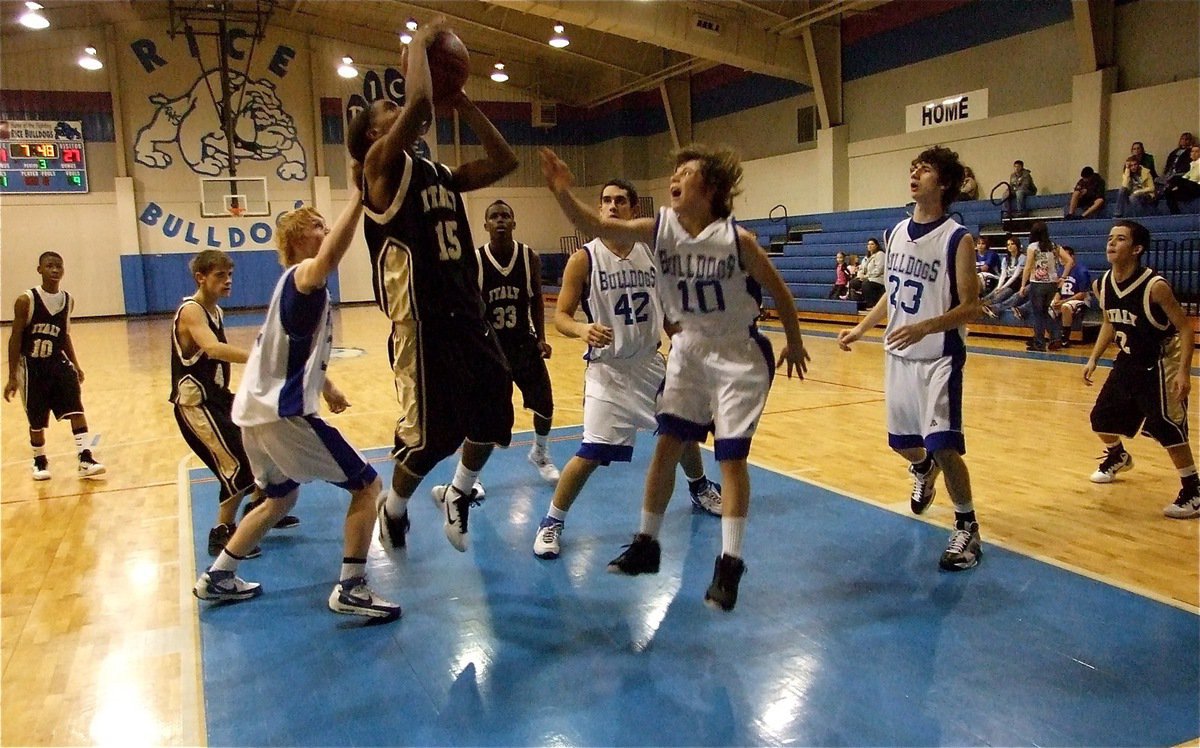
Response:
[227,205,245,218]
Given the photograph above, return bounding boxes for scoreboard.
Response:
[0,119,89,194]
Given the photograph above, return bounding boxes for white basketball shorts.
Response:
[884,352,966,455]
[657,328,774,461]
[241,415,377,497]
[577,352,665,464]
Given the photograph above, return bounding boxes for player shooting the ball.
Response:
[346,19,523,555]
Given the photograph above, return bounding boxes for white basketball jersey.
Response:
[580,238,661,362]
[654,208,760,338]
[233,266,333,426]
[883,216,970,360]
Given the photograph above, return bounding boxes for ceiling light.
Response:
[399,18,418,44]
[490,62,509,83]
[337,56,358,79]
[548,22,569,48]
[78,46,103,70]
[19,1,49,29]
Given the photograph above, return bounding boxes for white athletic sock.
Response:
[534,432,550,452]
[340,558,366,583]
[722,516,746,558]
[384,487,409,518]
[1179,465,1198,480]
[451,462,481,496]
[32,445,45,459]
[73,431,88,455]
[210,551,240,573]
[639,511,664,538]
[547,504,568,522]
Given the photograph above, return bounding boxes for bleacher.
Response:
[744,191,1199,339]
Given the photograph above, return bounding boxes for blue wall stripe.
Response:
[692,73,809,122]
[843,0,1073,81]
[119,251,340,315]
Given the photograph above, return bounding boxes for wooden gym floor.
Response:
[1,303,1196,745]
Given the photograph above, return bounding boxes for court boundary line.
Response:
[177,454,206,748]
[740,452,1200,615]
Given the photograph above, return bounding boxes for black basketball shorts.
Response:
[503,341,554,420]
[389,318,515,477]
[1090,355,1189,448]
[21,357,83,430]
[174,396,256,504]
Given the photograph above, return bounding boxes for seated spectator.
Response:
[1130,141,1158,180]
[1064,166,1106,219]
[1161,132,1195,183]
[974,237,1001,294]
[858,237,886,310]
[981,235,1026,318]
[1050,245,1091,349]
[1114,156,1156,217]
[829,251,850,299]
[957,167,980,201]
[1164,144,1200,214]
[843,253,861,301]
[1006,159,1037,216]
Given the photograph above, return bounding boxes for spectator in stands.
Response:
[1164,144,1200,214]
[1006,160,1037,216]
[1050,245,1091,349]
[1130,141,1158,180]
[1017,221,1064,351]
[981,235,1026,317]
[829,251,851,299]
[957,166,979,201]
[858,237,886,310]
[1064,166,1106,219]
[843,253,861,301]
[1161,132,1195,183]
[1114,155,1157,217]
[974,237,1001,295]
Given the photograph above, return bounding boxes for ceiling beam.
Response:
[484,0,811,82]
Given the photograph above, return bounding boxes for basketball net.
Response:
[227,205,245,218]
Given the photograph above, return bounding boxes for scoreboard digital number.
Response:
[0,119,89,194]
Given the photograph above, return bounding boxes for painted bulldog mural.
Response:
[133,69,307,180]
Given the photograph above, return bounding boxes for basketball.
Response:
[428,30,469,104]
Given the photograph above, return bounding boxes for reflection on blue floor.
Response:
[188,427,1199,746]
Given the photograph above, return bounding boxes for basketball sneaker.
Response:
[532,517,564,559]
[704,553,746,612]
[939,521,982,571]
[606,533,660,575]
[528,448,561,483]
[432,483,482,552]
[909,461,940,515]
[689,479,723,516]
[375,500,410,552]
[31,456,50,481]
[328,576,401,620]
[242,496,300,530]
[1163,482,1200,520]
[1090,448,1133,483]
[193,569,262,602]
[206,523,262,558]
[77,450,106,479]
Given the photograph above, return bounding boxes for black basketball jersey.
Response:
[1097,266,1177,367]
[476,241,537,350]
[21,287,71,367]
[169,299,231,406]
[363,154,484,323]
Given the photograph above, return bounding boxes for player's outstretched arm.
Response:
[739,228,808,379]
[539,148,654,247]
[3,295,30,401]
[294,183,365,293]
[450,94,519,193]
[178,304,248,364]
[554,250,613,347]
[363,23,437,203]
[838,293,888,351]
